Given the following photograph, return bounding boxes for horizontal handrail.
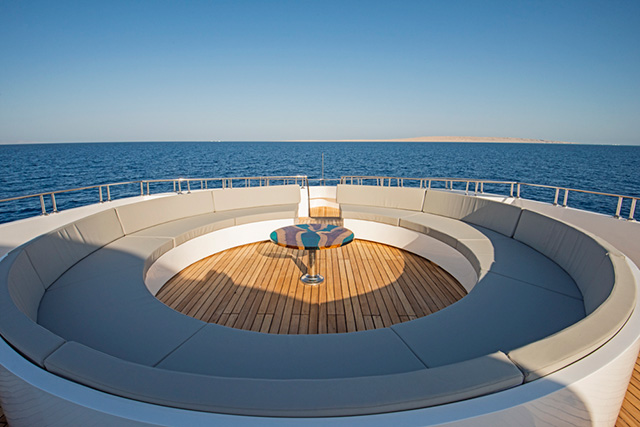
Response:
[1,174,638,222]
[0,176,309,219]
[340,176,639,221]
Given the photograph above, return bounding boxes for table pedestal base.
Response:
[301,249,324,285]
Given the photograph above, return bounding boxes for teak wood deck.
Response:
[157,216,466,334]
[0,209,638,425]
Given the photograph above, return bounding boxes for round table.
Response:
[270,223,354,284]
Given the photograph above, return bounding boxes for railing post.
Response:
[553,188,560,206]
[140,182,144,196]
[562,189,569,207]
[475,181,479,195]
[465,181,469,195]
[99,186,103,203]
[39,195,46,215]
[517,183,521,198]
[187,180,191,194]
[630,199,637,221]
[510,183,514,197]
[615,196,623,219]
[480,182,484,193]
[51,194,58,213]
[146,181,150,195]
[428,180,432,190]
[177,180,182,194]
[107,185,111,202]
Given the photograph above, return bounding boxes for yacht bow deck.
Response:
[157,216,466,334]
[1,180,639,426]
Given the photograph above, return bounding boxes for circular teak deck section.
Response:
[158,234,467,334]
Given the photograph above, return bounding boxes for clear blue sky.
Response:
[1,0,639,144]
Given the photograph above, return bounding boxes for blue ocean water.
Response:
[0,141,639,224]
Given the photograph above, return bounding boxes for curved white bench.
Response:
[0,184,637,419]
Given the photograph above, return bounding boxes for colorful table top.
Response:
[270,224,354,251]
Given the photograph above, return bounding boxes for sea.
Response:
[0,141,639,224]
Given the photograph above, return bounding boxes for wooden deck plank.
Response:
[617,352,640,426]
[158,224,466,335]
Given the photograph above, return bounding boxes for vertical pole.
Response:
[107,185,111,201]
[39,195,46,215]
[562,189,569,207]
[321,153,324,185]
[51,194,58,213]
[615,196,623,219]
[308,249,317,277]
[99,186,103,203]
[629,199,637,221]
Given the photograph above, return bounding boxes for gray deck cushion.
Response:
[157,323,426,379]
[24,209,124,288]
[422,190,522,237]
[45,342,522,417]
[340,204,421,226]
[116,192,215,235]
[456,227,582,299]
[231,204,299,225]
[392,272,585,368]
[212,185,301,212]
[400,212,491,247]
[336,184,426,211]
[38,246,204,366]
[514,210,616,313]
[132,211,237,246]
[6,250,46,321]
[509,253,636,381]
[400,213,581,298]
[0,250,66,367]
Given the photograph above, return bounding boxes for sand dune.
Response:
[295,136,573,144]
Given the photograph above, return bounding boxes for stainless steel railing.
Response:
[2,175,638,222]
[340,176,639,221]
[0,175,310,219]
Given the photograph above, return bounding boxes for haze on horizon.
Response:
[1,1,639,145]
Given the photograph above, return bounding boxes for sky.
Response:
[1,0,639,145]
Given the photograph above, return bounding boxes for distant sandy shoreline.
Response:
[292,136,575,144]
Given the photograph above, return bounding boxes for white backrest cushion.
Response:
[116,192,214,234]
[213,185,301,212]
[24,210,124,288]
[514,210,614,311]
[336,185,425,211]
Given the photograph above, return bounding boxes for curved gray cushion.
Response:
[45,341,522,417]
[336,185,426,211]
[514,210,616,314]
[212,186,301,212]
[422,190,522,237]
[509,252,636,381]
[116,191,215,235]
[38,237,203,366]
[24,209,124,288]
[131,211,236,246]
[0,250,65,367]
[157,324,426,379]
[340,204,422,226]
[392,272,585,368]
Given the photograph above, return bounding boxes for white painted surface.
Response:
[145,219,294,295]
